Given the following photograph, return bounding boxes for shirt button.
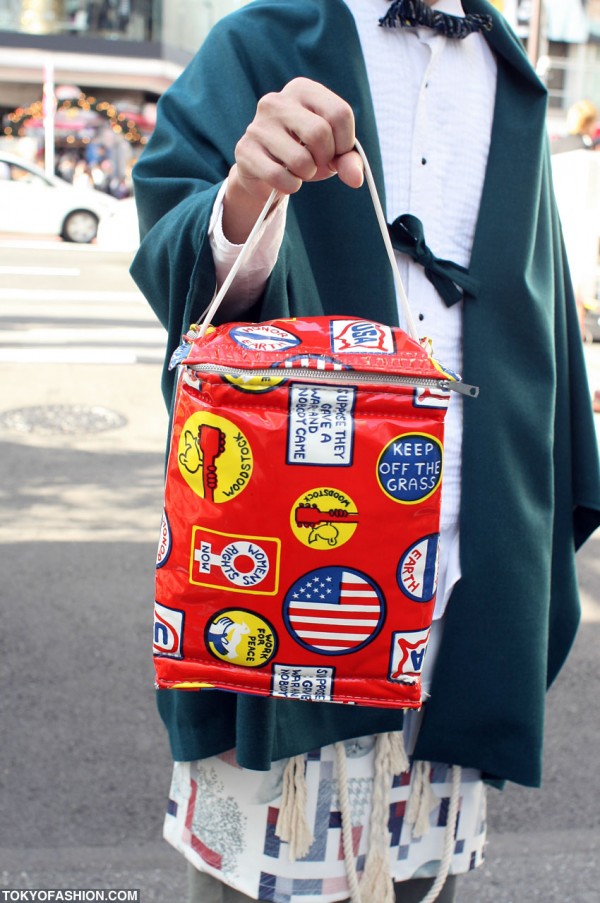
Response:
[421,157,427,165]
[418,313,425,321]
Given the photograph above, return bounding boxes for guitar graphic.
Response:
[179,424,226,501]
[294,503,359,547]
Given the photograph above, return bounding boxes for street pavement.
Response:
[0,238,598,902]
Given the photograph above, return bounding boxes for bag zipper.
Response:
[189,363,479,397]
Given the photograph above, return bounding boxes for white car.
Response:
[0,151,119,243]
[95,196,140,252]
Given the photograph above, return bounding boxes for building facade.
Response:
[0,1,247,172]
[1,2,599,172]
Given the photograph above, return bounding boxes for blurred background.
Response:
[0,2,599,902]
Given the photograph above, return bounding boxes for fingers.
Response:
[234,78,362,200]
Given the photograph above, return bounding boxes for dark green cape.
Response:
[131,0,600,787]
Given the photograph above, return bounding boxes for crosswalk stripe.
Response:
[0,284,165,365]
[0,266,81,277]
[0,348,147,364]
[0,289,145,303]
[0,327,166,344]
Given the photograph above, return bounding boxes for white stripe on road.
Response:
[0,327,165,344]
[0,347,163,364]
[0,289,145,303]
[0,238,134,253]
[0,266,81,277]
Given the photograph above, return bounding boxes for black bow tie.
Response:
[388,214,480,306]
[380,0,493,39]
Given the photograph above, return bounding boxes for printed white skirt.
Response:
[164,739,486,903]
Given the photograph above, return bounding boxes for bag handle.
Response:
[198,139,419,341]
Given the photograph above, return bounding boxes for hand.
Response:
[223,78,363,243]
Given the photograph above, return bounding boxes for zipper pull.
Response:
[441,380,479,398]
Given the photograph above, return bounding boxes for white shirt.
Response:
[209,0,497,611]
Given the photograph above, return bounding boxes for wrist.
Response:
[222,165,277,244]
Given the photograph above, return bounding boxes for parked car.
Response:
[0,151,119,243]
[95,196,140,251]
[583,298,600,343]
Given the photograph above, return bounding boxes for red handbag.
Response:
[153,142,477,709]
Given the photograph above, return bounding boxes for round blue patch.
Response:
[377,432,443,504]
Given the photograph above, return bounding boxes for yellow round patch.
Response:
[177,412,253,502]
[222,372,286,393]
[290,487,359,550]
[205,609,277,668]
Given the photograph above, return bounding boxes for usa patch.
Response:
[330,319,395,354]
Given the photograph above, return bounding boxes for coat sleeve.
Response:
[545,203,600,688]
[556,235,600,551]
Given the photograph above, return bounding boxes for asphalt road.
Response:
[0,238,598,902]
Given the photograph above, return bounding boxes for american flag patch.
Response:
[283,566,384,654]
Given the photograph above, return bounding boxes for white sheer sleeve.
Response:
[208,178,289,319]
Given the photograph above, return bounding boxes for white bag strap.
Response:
[198,139,419,341]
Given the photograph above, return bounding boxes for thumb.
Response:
[332,149,364,189]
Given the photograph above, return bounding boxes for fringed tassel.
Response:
[388,729,410,775]
[361,849,395,903]
[405,760,438,838]
[417,765,462,903]
[275,754,314,861]
[360,732,410,903]
[335,742,362,903]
